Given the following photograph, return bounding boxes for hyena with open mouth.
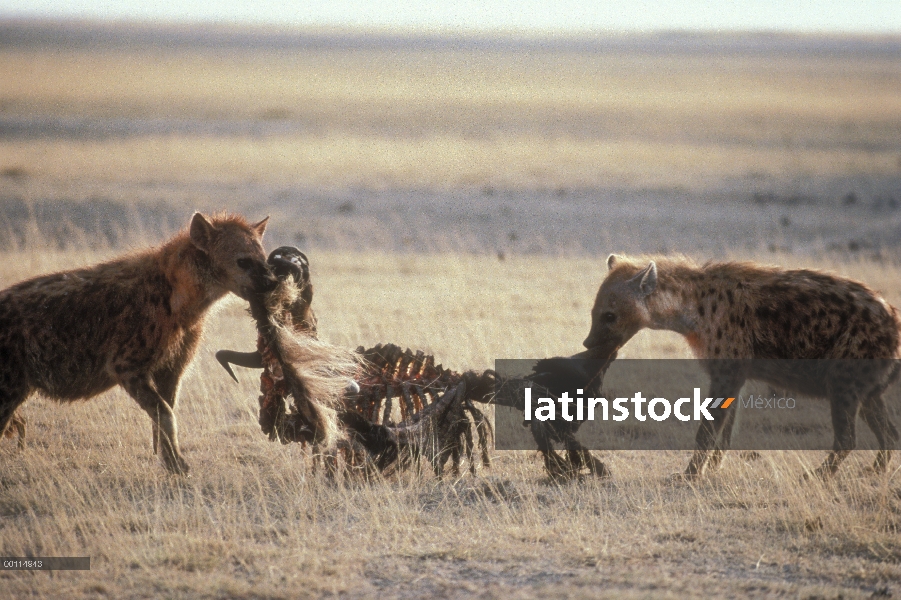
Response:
[0,212,277,473]
[584,254,901,479]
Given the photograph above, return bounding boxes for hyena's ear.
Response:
[189,212,218,253]
[630,261,657,298]
[252,216,270,238]
[606,254,621,270]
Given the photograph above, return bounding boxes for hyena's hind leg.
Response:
[810,385,863,480]
[804,363,898,480]
[1,411,26,450]
[2,413,26,450]
[0,382,31,452]
[859,394,899,474]
[858,361,901,474]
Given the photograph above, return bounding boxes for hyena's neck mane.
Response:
[642,257,706,335]
[156,233,227,326]
[643,258,775,337]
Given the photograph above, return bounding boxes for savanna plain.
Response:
[1,22,901,598]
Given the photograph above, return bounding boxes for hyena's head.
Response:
[583,254,658,357]
[189,212,278,300]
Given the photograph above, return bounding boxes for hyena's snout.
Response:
[582,326,623,358]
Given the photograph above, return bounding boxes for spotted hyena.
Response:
[583,254,901,479]
[0,213,277,473]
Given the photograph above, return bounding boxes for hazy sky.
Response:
[2,1,900,33]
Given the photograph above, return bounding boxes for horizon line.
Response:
[3,16,901,39]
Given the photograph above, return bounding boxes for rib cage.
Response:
[345,343,496,475]
[256,338,498,476]
[349,343,470,424]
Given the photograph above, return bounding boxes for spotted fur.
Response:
[0,212,276,473]
[584,254,901,478]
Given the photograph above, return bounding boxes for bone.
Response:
[215,350,264,382]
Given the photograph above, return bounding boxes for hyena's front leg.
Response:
[706,407,737,472]
[150,367,187,455]
[684,366,745,479]
[147,327,199,456]
[121,374,189,474]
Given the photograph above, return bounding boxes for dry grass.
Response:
[1,248,900,598]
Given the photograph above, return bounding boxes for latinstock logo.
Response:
[523,388,735,423]
[491,358,877,452]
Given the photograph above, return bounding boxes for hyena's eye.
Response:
[602,312,617,324]
[236,258,253,269]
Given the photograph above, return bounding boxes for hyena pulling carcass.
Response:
[0,212,277,473]
[583,254,901,479]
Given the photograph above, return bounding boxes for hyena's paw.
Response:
[802,451,849,482]
[707,450,727,471]
[863,462,888,475]
[863,451,891,475]
[162,452,191,476]
[669,470,703,484]
[800,465,835,483]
